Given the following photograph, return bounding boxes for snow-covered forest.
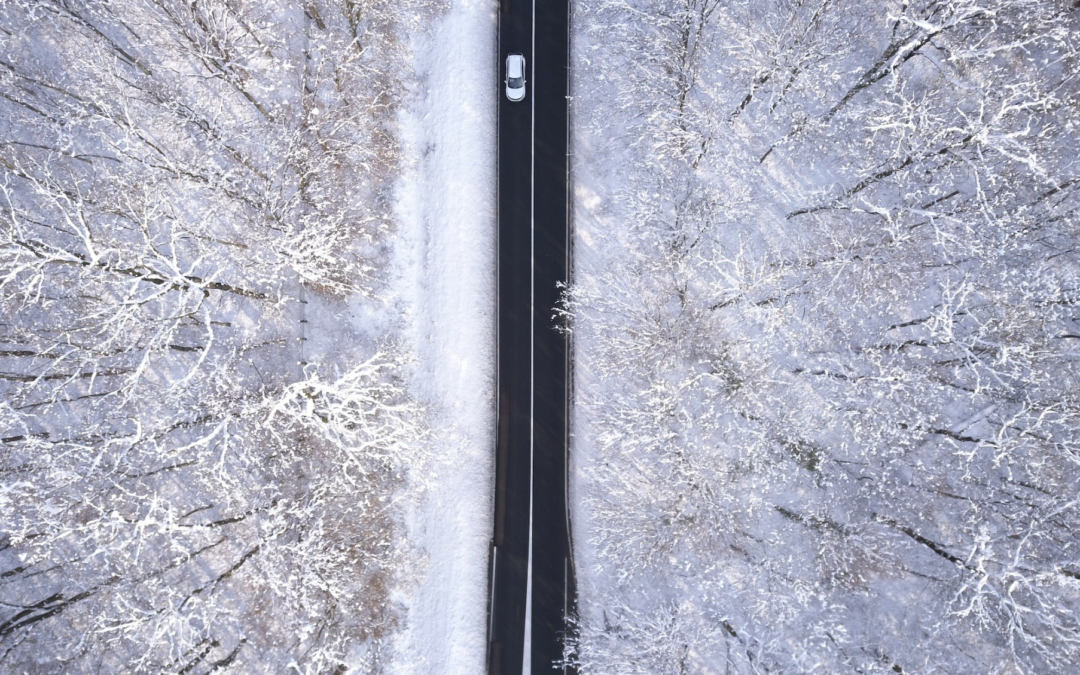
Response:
[0,0,497,672]
[566,0,1080,672]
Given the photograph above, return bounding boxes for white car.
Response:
[505,53,526,102]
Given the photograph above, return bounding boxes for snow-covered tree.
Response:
[568,0,1080,672]
[0,0,434,671]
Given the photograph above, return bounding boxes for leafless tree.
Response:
[568,0,1080,672]
[0,0,434,671]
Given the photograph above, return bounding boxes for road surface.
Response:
[488,0,573,672]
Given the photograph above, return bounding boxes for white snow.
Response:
[392,0,498,672]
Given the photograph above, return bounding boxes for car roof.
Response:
[507,54,524,78]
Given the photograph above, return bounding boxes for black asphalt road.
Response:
[489,0,573,672]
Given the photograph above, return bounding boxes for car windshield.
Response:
[508,76,524,88]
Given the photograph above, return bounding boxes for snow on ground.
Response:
[392,0,498,672]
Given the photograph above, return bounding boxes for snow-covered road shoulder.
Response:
[392,1,497,672]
